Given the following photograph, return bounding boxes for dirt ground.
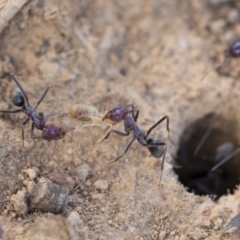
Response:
[1,0,240,239]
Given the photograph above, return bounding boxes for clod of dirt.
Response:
[174,113,240,200]
[22,168,39,180]
[10,189,28,215]
[29,177,68,214]
[23,213,72,240]
[47,168,75,194]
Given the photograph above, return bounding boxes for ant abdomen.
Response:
[9,89,25,107]
[147,138,165,158]
[68,104,99,121]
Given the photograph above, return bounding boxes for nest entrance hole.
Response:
[173,113,240,200]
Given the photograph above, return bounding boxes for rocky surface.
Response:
[0,0,240,239]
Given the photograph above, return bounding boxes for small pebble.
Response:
[22,168,39,180]
[227,9,239,24]
[83,191,88,197]
[76,164,90,182]
[214,218,223,230]
[179,235,189,240]
[68,211,83,227]
[10,212,16,219]
[159,231,167,239]
[68,194,83,204]
[91,193,104,200]
[94,180,109,191]
[85,180,91,186]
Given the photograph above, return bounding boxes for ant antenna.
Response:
[111,90,123,109]
[211,147,240,172]
[34,85,52,109]
[10,73,31,107]
[201,57,227,81]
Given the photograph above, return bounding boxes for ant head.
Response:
[10,89,25,107]
[103,107,129,122]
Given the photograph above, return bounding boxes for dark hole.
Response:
[173,113,240,201]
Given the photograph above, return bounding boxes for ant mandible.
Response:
[202,39,240,81]
[101,105,170,184]
[0,73,65,146]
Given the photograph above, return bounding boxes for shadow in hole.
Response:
[174,114,240,200]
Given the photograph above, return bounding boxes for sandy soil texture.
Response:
[0,0,240,239]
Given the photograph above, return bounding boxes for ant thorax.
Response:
[24,108,46,130]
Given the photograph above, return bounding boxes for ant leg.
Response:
[44,112,66,119]
[30,123,42,139]
[179,143,208,172]
[34,85,52,109]
[21,118,30,149]
[133,110,139,122]
[201,57,227,81]
[140,142,167,185]
[211,147,240,172]
[51,140,58,159]
[125,104,139,122]
[193,126,212,156]
[97,124,113,143]
[0,109,22,114]
[101,129,130,141]
[141,141,167,185]
[146,116,170,140]
[10,73,31,107]
[109,137,136,163]
[158,144,167,185]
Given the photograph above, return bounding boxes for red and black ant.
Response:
[0,73,66,146]
[202,39,240,81]
[101,105,170,184]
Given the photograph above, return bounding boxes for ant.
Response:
[68,104,137,142]
[0,73,66,147]
[202,39,240,81]
[101,105,170,184]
